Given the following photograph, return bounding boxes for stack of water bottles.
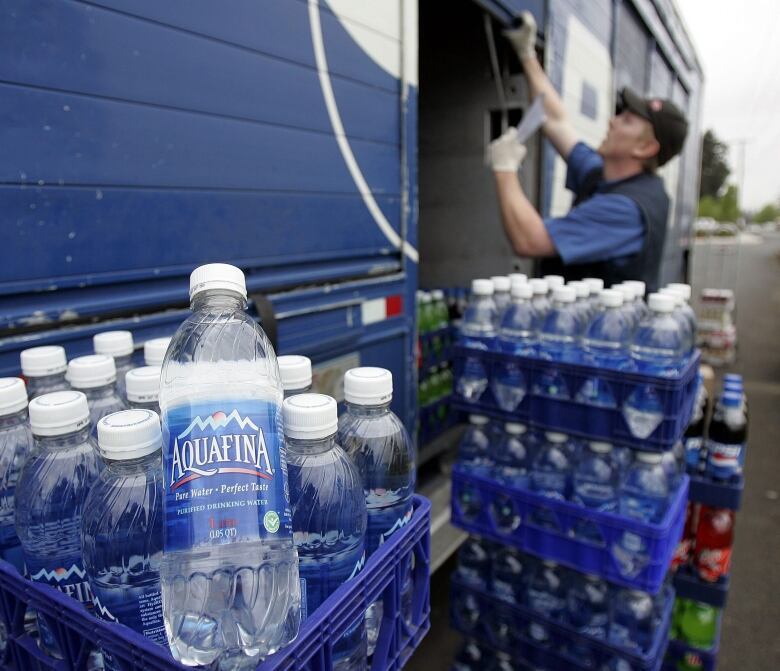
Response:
[454,275,700,448]
[0,264,429,671]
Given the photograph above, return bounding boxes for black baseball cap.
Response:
[616,87,688,166]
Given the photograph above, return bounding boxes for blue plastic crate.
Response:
[664,622,721,671]
[419,396,457,446]
[450,576,674,671]
[673,566,730,608]
[452,347,700,450]
[450,466,689,593]
[688,472,744,510]
[0,496,431,671]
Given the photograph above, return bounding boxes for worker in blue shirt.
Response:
[489,12,689,292]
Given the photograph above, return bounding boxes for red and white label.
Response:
[361,295,403,325]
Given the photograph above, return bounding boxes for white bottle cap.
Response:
[344,367,393,405]
[144,337,171,366]
[544,275,565,289]
[614,284,636,301]
[420,292,432,303]
[189,263,247,300]
[504,422,526,435]
[0,378,28,415]
[509,273,527,285]
[20,346,67,377]
[67,355,117,389]
[97,409,162,460]
[600,289,624,308]
[568,281,590,298]
[93,331,134,358]
[125,366,161,403]
[431,289,445,300]
[471,279,494,296]
[529,278,548,295]
[661,286,686,306]
[667,283,692,300]
[490,276,511,292]
[553,286,576,303]
[283,393,338,440]
[29,390,90,437]
[624,280,646,298]
[637,451,663,464]
[278,355,313,391]
[469,414,489,426]
[648,293,675,313]
[583,278,604,293]
[511,282,533,300]
[545,432,568,443]
[588,441,613,454]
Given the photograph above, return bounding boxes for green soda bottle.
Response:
[431,289,449,329]
[680,600,718,649]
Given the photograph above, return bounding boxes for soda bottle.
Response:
[125,366,162,414]
[93,331,135,402]
[144,337,171,367]
[671,502,699,572]
[20,345,70,399]
[278,355,313,398]
[431,289,449,329]
[0,378,34,573]
[705,391,747,481]
[159,263,300,666]
[490,276,512,321]
[15,391,100,657]
[683,373,707,473]
[284,394,367,671]
[67,355,127,437]
[678,599,718,649]
[82,410,167,671]
[694,506,734,582]
[338,367,415,654]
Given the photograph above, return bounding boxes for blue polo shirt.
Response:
[544,143,644,264]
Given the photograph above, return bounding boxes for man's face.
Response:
[598,110,657,162]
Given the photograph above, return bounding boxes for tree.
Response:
[697,185,741,222]
[753,202,780,224]
[699,130,731,199]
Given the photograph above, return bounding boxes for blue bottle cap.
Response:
[723,373,742,382]
[722,391,742,407]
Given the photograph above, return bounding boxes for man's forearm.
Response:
[522,55,566,123]
[494,172,555,257]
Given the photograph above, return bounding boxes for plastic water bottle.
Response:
[278,355,313,398]
[453,639,487,671]
[159,263,300,667]
[529,278,551,320]
[94,331,135,402]
[619,452,669,523]
[490,276,512,321]
[572,442,618,544]
[338,367,415,655]
[491,422,531,487]
[566,573,609,638]
[144,337,171,367]
[82,410,167,671]
[583,278,604,313]
[20,346,70,399]
[623,293,686,439]
[577,289,632,409]
[0,378,34,574]
[538,286,583,362]
[543,275,565,291]
[459,279,498,348]
[284,394,367,671]
[125,366,162,414]
[667,283,698,346]
[497,281,538,355]
[67,355,127,437]
[623,281,650,322]
[660,288,694,355]
[15,391,100,657]
[609,589,654,652]
[568,281,592,324]
[458,415,492,474]
[614,284,640,330]
[525,560,566,645]
[705,391,747,481]
[530,432,571,530]
[491,545,529,604]
[455,535,492,590]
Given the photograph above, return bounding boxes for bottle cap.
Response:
[0,378,28,415]
[431,289,445,300]
[543,275,565,289]
[722,391,742,408]
[278,355,312,391]
[648,293,675,313]
[97,409,162,460]
[471,279,494,296]
[93,331,134,358]
[421,292,432,303]
[29,390,90,437]
[600,289,624,308]
[283,393,338,440]
[624,280,646,298]
[125,367,161,403]
[723,373,742,383]
[545,432,568,443]
[569,281,590,298]
[67,355,117,389]
[189,263,247,300]
[529,278,549,295]
[144,337,171,366]
[469,414,489,426]
[344,367,393,405]
[583,278,604,293]
[509,273,527,285]
[637,451,663,464]
[490,276,511,292]
[20,346,68,377]
[553,286,576,303]
[660,287,685,306]
[614,284,636,301]
[588,441,613,454]
[667,283,692,300]
[511,282,533,300]
[504,422,526,435]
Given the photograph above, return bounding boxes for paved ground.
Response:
[407,232,780,671]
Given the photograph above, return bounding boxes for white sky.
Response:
[677,0,780,210]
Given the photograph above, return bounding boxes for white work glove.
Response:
[488,127,527,173]
[503,11,537,62]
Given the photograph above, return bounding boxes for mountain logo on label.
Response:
[31,564,86,583]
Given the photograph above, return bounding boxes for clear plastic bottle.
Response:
[529,278,551,320]
[508,273,527,286]
[568,281,592,325]
[455,535,492,590]
[20,345,70,399]
[125,366,162,415]
[278,355,313,398]
[490,276,512,321]
[538,286,583,363]
[144,337,172,367]
[566,573,609,638]
[94,331,135,402]
[623,280,650,322]
[525,560,566,645]
[614,284,640,331]
[459,279,498,347]
[583,278,605,314]
[15,391,100,657]
[491,545,530,605]
[458,415,492,475]
[0,378,34,574]
[666,282,698,347]
[530,433,571,531]
[82,410,167,671]
[571,442,619,544]
[338,367,415,655]
[660,287,695,355]
[543,275,565,291]
[491,422,531,487]
[497,281,538,356]
[67,355,127,437]
[284,394,367,671]
[619,451,670,524]
[159,263,300,667]
[609,589,655,652]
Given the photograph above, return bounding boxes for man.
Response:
[489,12,689,292]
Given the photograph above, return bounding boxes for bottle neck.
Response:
[103,450,161,474]
[112,354,133,368]
[79,382,118,398]
[345,400,391,417]
[35,426,92,449]
[286,433,336,455]
[191,289,246,312]
[0,407,29,429]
